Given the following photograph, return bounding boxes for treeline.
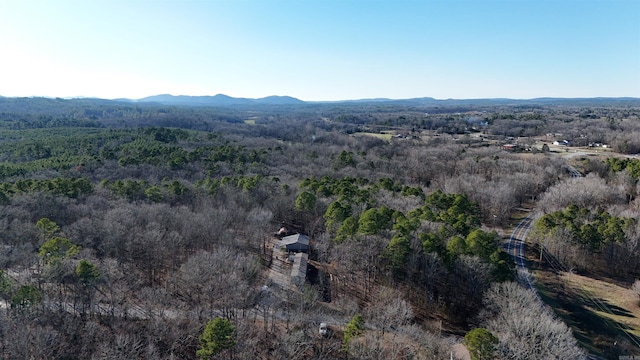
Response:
[533,204,639,278]
[0,97,245,130]
[0,177,93,200]
[607,157,640,179]
[312,184,513,324]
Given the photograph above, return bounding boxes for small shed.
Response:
[279,233,309,253]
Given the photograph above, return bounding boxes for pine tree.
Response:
[197,318,236,360]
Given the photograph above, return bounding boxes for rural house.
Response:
[278,233,309,253]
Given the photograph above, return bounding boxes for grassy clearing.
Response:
[531,266,640,357]
[352,132,393,140]
[563,272,640,337]
[243,119,256,125]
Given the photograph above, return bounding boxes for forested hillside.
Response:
[0,98,639,359]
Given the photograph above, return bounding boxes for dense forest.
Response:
[0,97,639,359]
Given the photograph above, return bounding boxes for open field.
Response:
[563,272,640,338]
[352,131,394,140]
[531,258,640,357]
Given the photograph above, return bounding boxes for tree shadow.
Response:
[535,271,640,358]
[582,296,636,318]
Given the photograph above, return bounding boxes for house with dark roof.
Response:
[278,233,309,253]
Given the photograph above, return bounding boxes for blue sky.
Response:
[0,0,638,100]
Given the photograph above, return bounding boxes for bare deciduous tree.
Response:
[481,282,585,360]
[537,174,626,214]
[365,286,414,337]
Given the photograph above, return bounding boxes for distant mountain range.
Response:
[0,94,638,108]
[131,94,640,107]
[136,94,305,106]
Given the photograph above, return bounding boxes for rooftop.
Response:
[280,233,309,246]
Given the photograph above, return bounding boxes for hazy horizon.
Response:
[2,93,640,103]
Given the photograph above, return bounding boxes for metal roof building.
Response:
[279,233,309,253]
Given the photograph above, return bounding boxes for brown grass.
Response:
[531,265,640,357]
[352,132,393,140]
[562,272,640,338]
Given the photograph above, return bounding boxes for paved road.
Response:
[506,165,618,359]
[506,211,608,360]
[507,165,582,283]
[506,214,534,289]
[567,165,583,178]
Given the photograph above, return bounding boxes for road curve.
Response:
[507,214,534,289]
[507,165,614,359]
[508,165,582,287]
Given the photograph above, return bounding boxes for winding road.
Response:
[504,165,635,359]
[507,166,583,287]
[506,214,535,289]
